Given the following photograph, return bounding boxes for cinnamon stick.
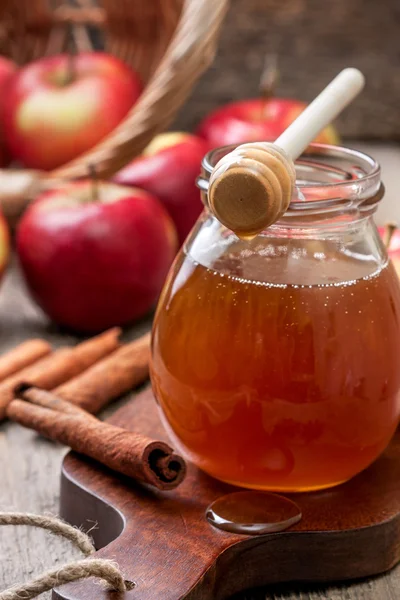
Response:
[8,386,186,491]
[14,382,91,418]
[0,339,52,382]
[0,328,121,421]
[54,333,151,413]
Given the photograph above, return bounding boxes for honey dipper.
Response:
[208,68,365,237]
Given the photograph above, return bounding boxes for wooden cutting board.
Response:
[56,387,400,600]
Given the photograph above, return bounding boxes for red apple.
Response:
[16,181,177,332]
[114,132,208,244]
[378,224,400,277]
[3,52,142,170]
[196,98,339,149]
[0,56,17,165]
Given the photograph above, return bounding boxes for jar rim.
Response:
[198,143,382,219]
[202,143,379,185]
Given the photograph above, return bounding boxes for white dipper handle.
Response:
[275,68,365,159]
[208,68,366,237]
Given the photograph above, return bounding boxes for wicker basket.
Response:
[0,0,228,226]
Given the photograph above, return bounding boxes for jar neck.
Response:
[265,183,384,238]
[201,207,377,242]
[262,213,375,241]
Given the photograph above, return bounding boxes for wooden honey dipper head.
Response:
[207,68,365,237]
[209,143,296,238]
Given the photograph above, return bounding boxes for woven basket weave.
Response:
[0,0,228,226]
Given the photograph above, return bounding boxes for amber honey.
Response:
[151,238,400,492]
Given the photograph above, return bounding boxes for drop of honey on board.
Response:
[206,491,302,535]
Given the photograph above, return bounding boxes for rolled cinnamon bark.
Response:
[54,333,151,413]
[8,386,186,491]
[0,328,121,421]
[0,339,52,381]
[14,383,91,418]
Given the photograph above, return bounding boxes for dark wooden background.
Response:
[174,0,400,140]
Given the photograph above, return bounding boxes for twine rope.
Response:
[0,512,127,599]
[0,513,96,555]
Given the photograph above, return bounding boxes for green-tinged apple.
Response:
[17,181,177,332]
[196,98,339,149]
[114,132,209,244]
[0,56,17,165]
[3,52,142,170]
[378,224,400,278]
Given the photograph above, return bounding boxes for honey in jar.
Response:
[150,144,400,492]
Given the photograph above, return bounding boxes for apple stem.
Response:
[259,54,279,119]
[63,30,77,86]
[88,164,99,202]
[383,222,397,249]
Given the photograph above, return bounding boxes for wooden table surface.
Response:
[0,143,399,599]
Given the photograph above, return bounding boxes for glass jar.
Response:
[150,144,400,492]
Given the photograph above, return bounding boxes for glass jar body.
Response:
[151,146,400,492]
